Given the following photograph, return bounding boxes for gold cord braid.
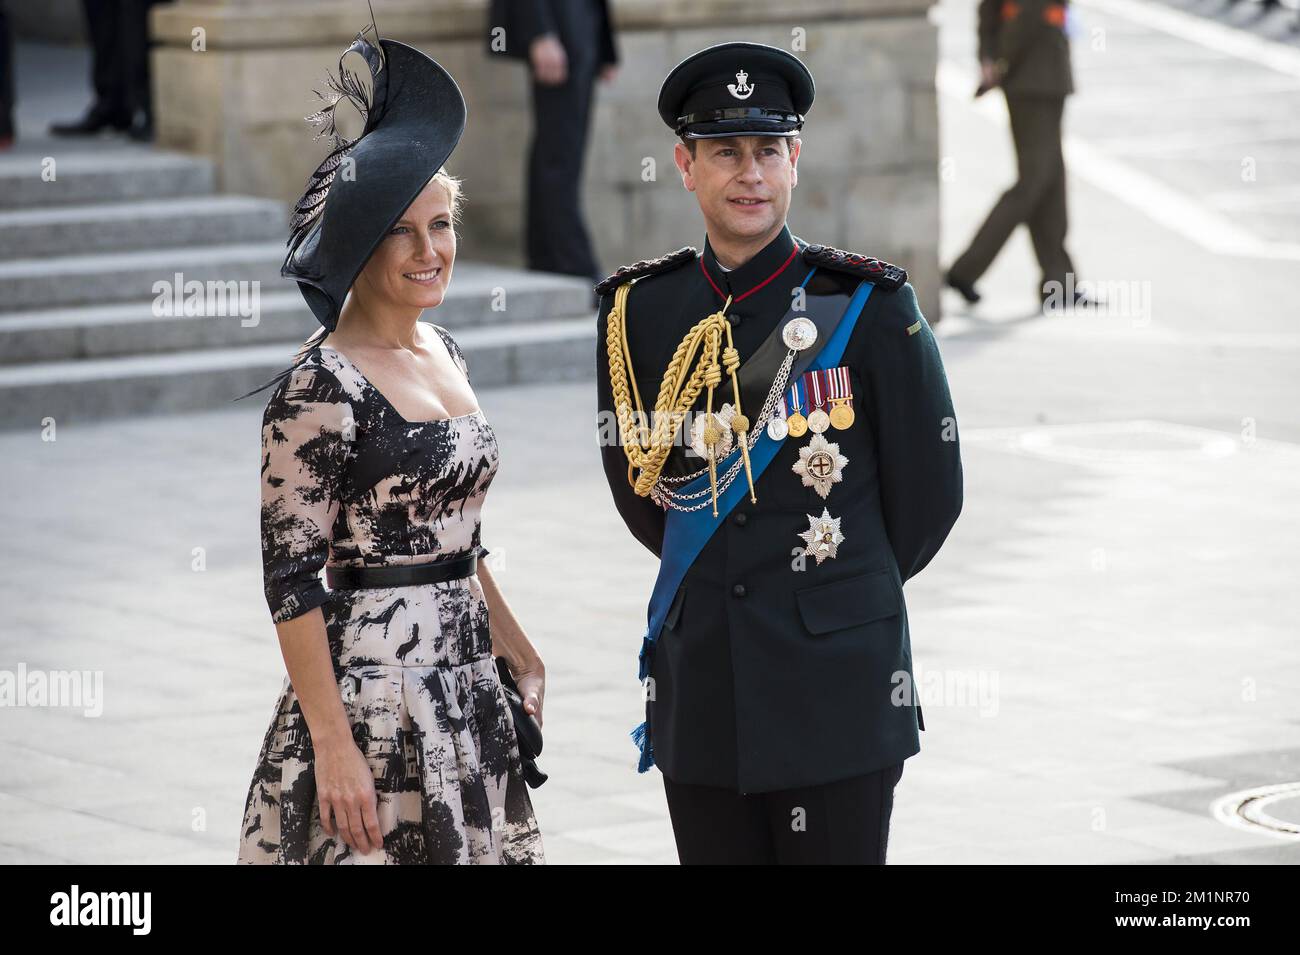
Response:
[605,280,757,516]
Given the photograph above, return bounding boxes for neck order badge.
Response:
[631,273,877,772]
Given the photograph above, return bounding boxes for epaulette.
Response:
[594,246,697,296]
[801,243,907,290]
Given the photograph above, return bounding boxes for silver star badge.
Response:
[791,432,849,498]
[797,507,845,565]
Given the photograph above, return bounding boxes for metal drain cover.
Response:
[1212,782,1300,839]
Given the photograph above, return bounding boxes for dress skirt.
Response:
[237,576,546,865]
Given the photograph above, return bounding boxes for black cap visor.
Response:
[678,107,803,139]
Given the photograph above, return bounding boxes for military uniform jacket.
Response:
[594,226,964,794]
[978,0,1074,97]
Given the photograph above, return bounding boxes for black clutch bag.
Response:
[495,656,548,788]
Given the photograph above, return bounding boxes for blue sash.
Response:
[631,274,876,771]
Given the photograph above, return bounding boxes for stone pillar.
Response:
[152,0,940,318]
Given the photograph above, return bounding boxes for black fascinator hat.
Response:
[230,21,467,403]
[284,27,468,332]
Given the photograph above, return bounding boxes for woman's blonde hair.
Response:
[292,167,466,360]
[432,167,465,223]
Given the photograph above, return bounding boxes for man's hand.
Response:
[530,34,568,86]
[599,64,619,84]
[979,57,1001,89]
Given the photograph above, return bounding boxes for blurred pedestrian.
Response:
[486,1,618,289]
[0,3,14,149]
[49,0,170,141]
[946,0,1094,310]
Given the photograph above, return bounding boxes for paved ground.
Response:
[2,2,1299,863]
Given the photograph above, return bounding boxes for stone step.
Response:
[0,264,594,363]
[0,242,293,311]
[0,196,287,258]
[0,316,597,430]
[0,150,215,210]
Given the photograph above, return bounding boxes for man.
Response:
[0,4,13,150]
[594,42,963,864]
[486,0,618,286]
[945,0,1091,310]
[49,0,168,141]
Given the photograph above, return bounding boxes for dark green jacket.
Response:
[594,227,964,793]
[979,0,1074,97]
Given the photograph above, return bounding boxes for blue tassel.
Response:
[630,721,655,773]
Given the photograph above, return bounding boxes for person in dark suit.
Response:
[946,0,1092,310]
[485,0,617,285]
[0,4,14,149]
[594,42,963,864]
[49,0,169,141]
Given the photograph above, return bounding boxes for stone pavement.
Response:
[2,1,1299,863]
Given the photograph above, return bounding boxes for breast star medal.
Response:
[689,402,736,461]
[791,432,849,499]
[797,507,845,565]
[827,366,855,429]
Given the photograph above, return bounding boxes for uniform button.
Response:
[733,511,748,526]
[732,583,747,598]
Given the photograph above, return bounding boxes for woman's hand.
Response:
[314,736,383,856]
[511,656,546,729]
[475,558,545,726]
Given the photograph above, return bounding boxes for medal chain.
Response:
[650,349,796,511]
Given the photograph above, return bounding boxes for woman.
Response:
[235,28,546,864]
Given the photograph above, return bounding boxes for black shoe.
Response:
[944,270,981,304]
[49,103,130,137]
[125,111,154,143]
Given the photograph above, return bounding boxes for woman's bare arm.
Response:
[476,559,546,726]
[274,609,382,855]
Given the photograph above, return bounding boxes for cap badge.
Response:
[727,69,755,101]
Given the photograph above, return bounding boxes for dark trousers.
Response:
[0,6,13,138]
[949,93,1075,295]
[524,9,601,280]
[82,0,159,120]
[662,762,905,865]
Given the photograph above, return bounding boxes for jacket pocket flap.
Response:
[795,569,899,636]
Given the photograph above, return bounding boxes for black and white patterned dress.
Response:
[238,323,545,864]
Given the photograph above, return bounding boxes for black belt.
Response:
[325,553,477,590]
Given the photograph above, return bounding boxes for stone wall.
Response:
[152,0,940,318]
